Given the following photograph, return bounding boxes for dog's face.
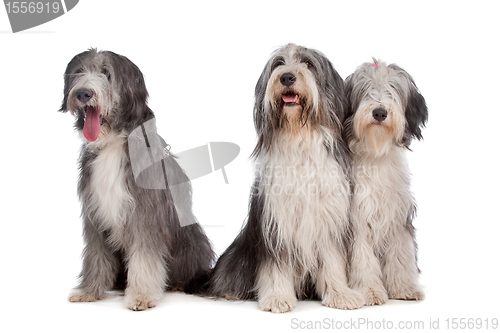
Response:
[344,60,427,155]
[253,44,346,155]
[59,49,149,142]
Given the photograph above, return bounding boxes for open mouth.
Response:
[282,92,300,107]
[82,105,103,142]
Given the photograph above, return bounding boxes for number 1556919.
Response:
[5,2,61,14]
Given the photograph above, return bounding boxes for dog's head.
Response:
[253,44,346,156]
[59,49,152,142]
[344,59,428,156]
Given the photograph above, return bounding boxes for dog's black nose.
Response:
[76,89,93,103]
[280,73,296,87]
[372,107,387,122]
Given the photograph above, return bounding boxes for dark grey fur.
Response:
[207,44,351,300]
[60,49,214,309]
[253,46,348,161]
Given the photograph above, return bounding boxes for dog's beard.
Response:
[283,104,302,120]
[273,92,310,133]
[363,124,393,155]
[278,105,308,134]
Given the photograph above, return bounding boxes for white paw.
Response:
[363,287,388,306]
[389,285,425,301]
[124,292,159,311]
[68,289,102,303]
[322,289,365,310]
[259,294,297,313]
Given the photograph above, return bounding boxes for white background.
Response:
[1,1,499,332]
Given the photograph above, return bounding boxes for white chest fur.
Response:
[87,133,134,242]
[351,147,413,245]
[259,133,350,266]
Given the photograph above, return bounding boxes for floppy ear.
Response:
[343,69,371,123]
[319,53,347,125]
[59,66,71,112]
[343,73,355,120]
[109,52,149,111]
[253,68,268,134]
[342,73,362,149]
[389,63,428,145]
[107,52,153,129]
[59,50,91,112]
[404,79,428,142]
[251,64,272,158]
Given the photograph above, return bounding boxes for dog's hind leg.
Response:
[167,223,214,292]
[164,178,215,291]
[69,220,121,302]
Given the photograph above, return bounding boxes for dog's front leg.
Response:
[124,246,167,311]
[69,218,120,302]
[382,224,424,301]
[317,241,365,310]
[256,259,297,313]
[348,219,389,305]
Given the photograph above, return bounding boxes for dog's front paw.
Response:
[389,285,425,301]
[259,294,297,313]
[68,289,102,303]
[363,287,388,306]
[124,292,159,311]
[322,289,365,310]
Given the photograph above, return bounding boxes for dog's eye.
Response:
[271,59,285,71]
[101,68,111,80]
[305,60,315,70]
[75,68,83,74]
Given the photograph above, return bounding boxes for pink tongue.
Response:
[83,106,101,142]
[282,94,298,103]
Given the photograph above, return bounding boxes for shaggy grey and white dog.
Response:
[59,49,214,310]
[208,44,365,313]
[344,59,428,305]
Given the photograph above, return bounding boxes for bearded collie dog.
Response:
[208,44,364,313]
[60,49,214,310]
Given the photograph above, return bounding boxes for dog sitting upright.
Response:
[208,44,365,313]
[344,59,428,305]
[59,49,214,310]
